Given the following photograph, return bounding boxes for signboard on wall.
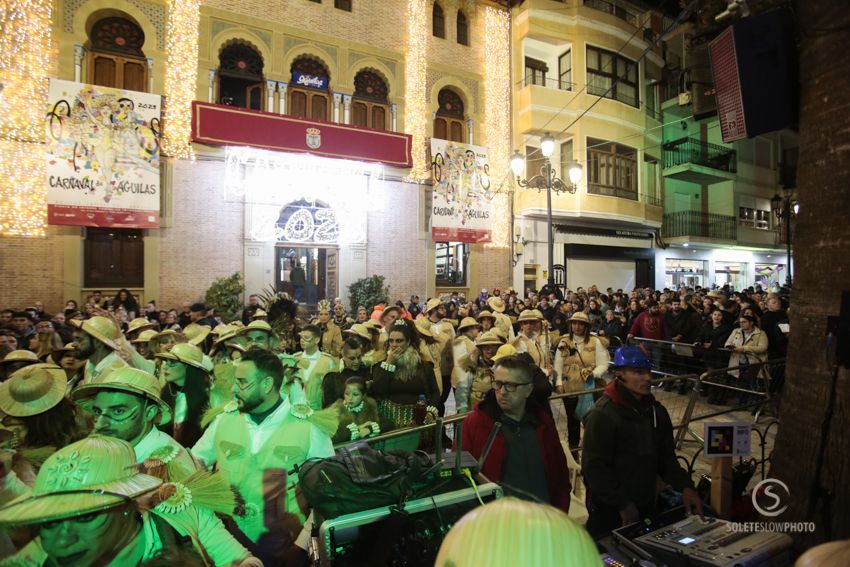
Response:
[46,79,161,228]
[430,139,493,243]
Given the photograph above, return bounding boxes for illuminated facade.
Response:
[1,0,512,310]
[509,0,792,292]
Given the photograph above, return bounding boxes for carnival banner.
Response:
[46,79,161,228]
[430,139,493,243]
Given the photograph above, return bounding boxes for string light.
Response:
[483,6,511,249]
[0,0,51,236]
[161,0,200,159]
[404,0,428,181]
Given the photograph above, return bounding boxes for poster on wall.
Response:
[46,78,161,228]
[430,139,493,243]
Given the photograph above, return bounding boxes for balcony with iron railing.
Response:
[662,136,737,185]
[662,211,737,242]
[519,75,575,91]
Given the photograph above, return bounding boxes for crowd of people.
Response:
[0,281,790,565]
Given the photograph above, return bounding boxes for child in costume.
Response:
[329,377,381,444]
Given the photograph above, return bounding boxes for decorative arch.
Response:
[429,77,476,116]
[82,8,153,91]
[282,45,338,86]
[216,39,265,110]
[211,30,272,71]
[75,3,159,55]
[218,40,265,77]
[349,60,396,99]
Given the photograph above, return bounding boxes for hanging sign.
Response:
[45,79,161,228]
[430,139,493,243]
[292,73,329,90]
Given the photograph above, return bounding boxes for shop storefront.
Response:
[664,258,707,289]
[714,260,748,290]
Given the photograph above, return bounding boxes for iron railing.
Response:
[641,193,663,207]
[663,136,738,173]
[588,183,639,201]
[520,75,574,91]
[662,210,737,240]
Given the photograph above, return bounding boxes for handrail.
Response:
[662,136,737,173]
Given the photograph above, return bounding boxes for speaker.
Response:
[708,9,798,142]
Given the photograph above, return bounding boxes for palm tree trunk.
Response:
[769,0,850,549]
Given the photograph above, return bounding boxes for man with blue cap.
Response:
[582,346,702,537]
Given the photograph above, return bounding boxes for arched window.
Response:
[288,56,331,121]
[217,42,264,110]
[433,88,465,143]
[433,3,445,38]
[351,70,389,130]
[457,10,469,46]
[87,16,147,92]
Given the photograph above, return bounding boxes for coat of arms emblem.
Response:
[306,127,321,149]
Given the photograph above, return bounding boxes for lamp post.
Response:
[770,186,798,286]
[511,133,582,292]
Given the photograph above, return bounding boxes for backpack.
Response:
[297,442,434,521]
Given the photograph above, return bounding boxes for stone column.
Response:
[266,80,277,112]
[73,45,85,83]
[147,58,154,93]
[278,82,288,114]
[467,118,474,144]
[391,103,398,131]
[207,69,216,103]
[343,94,352,124]
[333,93,342,123]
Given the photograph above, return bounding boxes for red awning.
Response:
[191,101,412,168]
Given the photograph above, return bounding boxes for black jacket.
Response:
[664,308,701,343]
[582,381,693,529]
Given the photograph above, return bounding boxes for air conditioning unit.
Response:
[678,91,692,106]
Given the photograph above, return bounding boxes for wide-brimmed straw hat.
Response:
[251,309,267,320]
[0,350,40,366]
[457,317,480,332]
[237,320,278,339]
[363,320,382,334]
[70,316,122,351]
[475,331,504,347]
[491,344,518,362]
[487,297,506,313]
[183,323,211,346]
[517,310,541,323]
[567,312,591,326]
[424,298,443,314]
[155,342,213,373]
[0,435,162,526]
[0,364,68,417]
[126,317,158,336]
[51,342,78,359]
[72,366,172,425]
[130,329,158,344]
[414,318,434,338]
[476,310,496,321]
[343,324,371,341]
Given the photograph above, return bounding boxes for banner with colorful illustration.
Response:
[430,139,493,243]
[46,79,161,228]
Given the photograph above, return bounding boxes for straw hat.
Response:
[126,317,158,335]
[457,317,480,332]
[0,364,68,417]
[707,290,725,299]
[414,318,434,338]
[130,329,158,344]
[0,435,162,526]
[476,310,496,321]
[435,497,600,567]
[238,320,278,339]
[343,324,371,341]
[51,342,78,359]
[475,331,504,347]
[70,316,122,351]
[155,342,213,373]
[567,312,591,326]
[487,297,506,313]
[210,327,243,356]
[211,323,237,338]
[491,344,518,362]
[517,310,541,323]
[183,323,211,346]
[72,367,172,425]
[424,298,443,314]
[0,350,40,366]
[251,309,268,320]
[363,320,382,334]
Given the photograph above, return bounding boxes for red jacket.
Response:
[458,393,571,513]
[628,310,665,340]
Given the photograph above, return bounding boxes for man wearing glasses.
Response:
[191,347,334,566]
[459,356,571,513]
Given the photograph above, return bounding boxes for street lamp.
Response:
[770,186,797,286]
[510,133,582,292]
